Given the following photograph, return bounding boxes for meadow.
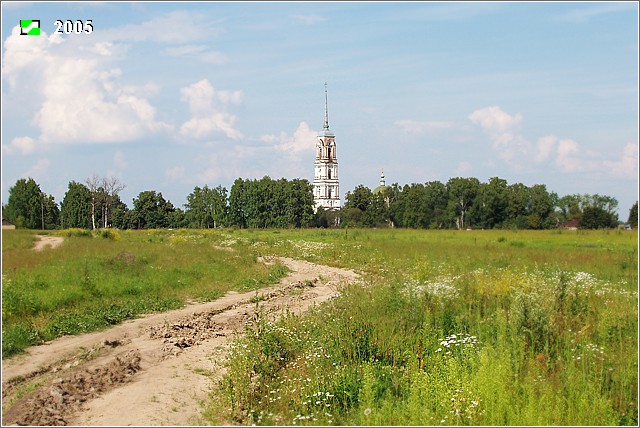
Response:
[2,227,638,425]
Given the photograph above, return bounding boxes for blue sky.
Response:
[2,1,638,218]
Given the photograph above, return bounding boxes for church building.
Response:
[313,84,341,211]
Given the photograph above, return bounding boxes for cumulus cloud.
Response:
[83,41,129,58]
[469,106,529,162]
[535,135,557,162]
[4,137,36,155]
[261,122,316,155]
[179,79,243,140]
[2,25,171,144]
[469,106,522,134]
[604,143,638,179]
[555,139,581,172]
[469,106,531,162]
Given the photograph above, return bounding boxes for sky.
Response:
[1,1,638,219]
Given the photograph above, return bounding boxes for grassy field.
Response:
[204,228,638,426]
[1,228,289,357]
[2,227,638,425]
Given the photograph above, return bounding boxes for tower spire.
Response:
[324,82,329,130]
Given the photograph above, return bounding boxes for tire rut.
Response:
[1,257,360,426]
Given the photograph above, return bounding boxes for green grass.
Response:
[2,227,637,425]
[206,228,638,426]
[1,228,289,357]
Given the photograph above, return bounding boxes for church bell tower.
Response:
[313,83,341,211]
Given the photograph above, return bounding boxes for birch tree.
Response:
[101,176,126,228]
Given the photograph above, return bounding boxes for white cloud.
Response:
[469,106,529,162]
[179,79,243,140]
[4,136,36,155]
[604,143,639,179]
[2,27,60,89]
[260,122,316,158]
[555,139,582,172]
[84,41,129,58]
[469,106,522,134]
[180,114,242,140]
[120,82,161,98]
[2,25,172,144]
[535,135,557,162]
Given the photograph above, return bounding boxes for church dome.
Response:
[372,170,388,195]
[318,128,334,137]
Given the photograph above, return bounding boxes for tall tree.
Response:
[580,206,617,229]
[60,181,92,229]
[556,194,583,222]
[628,201,638,228]
[506,183,530,229]
[471,177,507,229]
[228,178,247,228]
[424,180,448,229]
[41,194,60,230]
[401,184,428,229]
[101,176,126,228]
[85,174,100,230]
[185,185,228,228]
[131,190,179,229]
[447,177,480,230]
[528,184,554,229]
[343,185,372,227]
[5,178,45,229]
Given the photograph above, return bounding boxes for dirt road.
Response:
[33,235,64,251]
[1,256,360,426]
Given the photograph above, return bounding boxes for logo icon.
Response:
[20,20,40,36]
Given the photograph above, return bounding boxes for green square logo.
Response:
[20,20,40,36]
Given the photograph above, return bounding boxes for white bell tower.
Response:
[313,83,341,211]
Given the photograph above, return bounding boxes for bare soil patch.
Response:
[33,235,64,251]
[1,257,359,426]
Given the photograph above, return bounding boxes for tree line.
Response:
[3,175,638,231]
[341,177,634,230]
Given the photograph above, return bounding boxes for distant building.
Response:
[372,169,389,198]
[560,218,580,230]
[373,169,394,228]
[313,83,341,211]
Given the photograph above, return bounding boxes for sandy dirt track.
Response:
[33,235,65,251]
[1,256,360,426]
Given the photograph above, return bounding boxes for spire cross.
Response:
[324,82,329,130]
